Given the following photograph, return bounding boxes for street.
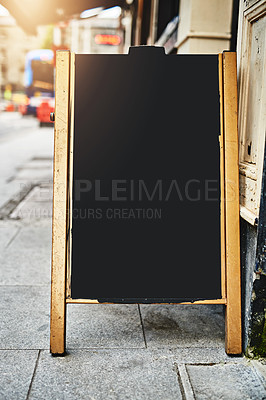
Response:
[0,112,53,211]
[0,112,265,399]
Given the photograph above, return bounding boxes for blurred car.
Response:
[5,102,15,112]
[36,97,55,127]
[19,96,41,116]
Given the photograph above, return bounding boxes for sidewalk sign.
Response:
[50,47,241,356]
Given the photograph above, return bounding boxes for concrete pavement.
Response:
[0,112,265,399]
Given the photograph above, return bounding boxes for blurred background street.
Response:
[0,113,53,214]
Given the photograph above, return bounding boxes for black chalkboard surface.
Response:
[71,46,221,302]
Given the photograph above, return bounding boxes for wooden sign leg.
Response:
[222,52,242,355]
[50,51,71,356]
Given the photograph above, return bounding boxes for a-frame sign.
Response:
[50,48,241,355]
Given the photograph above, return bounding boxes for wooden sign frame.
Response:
[50,50,241,356]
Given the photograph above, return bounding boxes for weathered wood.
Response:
[218,53,226,300]
[238,1,266,219]
[66,52,75,300]
[223,51,242,355]
[50,51,70,356]
[240,205,258,226]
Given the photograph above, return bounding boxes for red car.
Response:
[36,98,55,127]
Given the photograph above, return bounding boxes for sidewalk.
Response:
[0,120,265,399]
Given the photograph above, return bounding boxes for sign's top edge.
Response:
[128,45,166,56]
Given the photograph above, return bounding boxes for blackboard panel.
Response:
[71,47,221,302]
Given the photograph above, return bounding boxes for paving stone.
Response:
[11,201,52,220]
[186,363,266,400]
[0,350,38,399]
[0,286,50,350]
[0,221,51,285]
[21,159,53,171]
[252,360,266,381]
[67,304,145,349]
[0,180,27,210]
[29,349,182,400]
[6,220,52,250]
[169,347,241,364]
[0,221,20,250]
[140,304,225,348]
[14,158,53,179]
[10,200,52,220]
[0,247,50,285]
[10,186,53,220]
[14,169,52,182]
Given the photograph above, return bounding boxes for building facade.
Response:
[0,14,47,93]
